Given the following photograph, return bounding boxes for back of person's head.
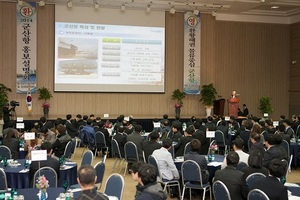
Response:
[118,125,125,133]
[265,134,276,145]
[131,162,146,174]
[77,165,96,186]
[89,114,95,118]
[251,124,261,134]
[98,120,105,128]
[40,117,47,123]
[138,164,158,186]
[86,119,93,125]
[163,120,170,127]
[40,126,48,134]
[56,124,66,135]
[134,124,142,133]
[41,141,52,153]
[162,139,172,149]
[274,134,283,145]
[221,120,227,126]
[265,119,273,127]
[190,139,201,152]
[250,132,260,142]
[185,126,195,135]
[193,122,200,129]
[252,116,259,123]
[278,124,285,132]
[191,116,197,122]
[280,115,286,120]
[172,122,181,131]
[163,114,168,120]
[76,114,82,119]
[122,120,128,126]
[207,116,213,122]
[196,118,203,124]
[83,115,88,121]
[268,158,285,178]
[230,115,235,121]
[7,120,16,128]
[248,150,264,168]
[282,119,291,126]
[66,114,72,120]
[258,120,265,127]
[150,131,159,141]
[233,139,244,150]
[226,151,240,167]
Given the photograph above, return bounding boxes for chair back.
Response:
[183,142,191,156]
[261,131,268,139]
[81,150,94,166]
[124,141,139,163]
[240,130,250,152]
[111,139,122,159]
[63,141,73,159]
[296,125,300,137]
[33,167,58,188]
[166,131,173,140]
[248,138,252,151]
[280,140,290,156]
[168,145,175,159]
[213,180,231,200]
[94,161,105,189]
[95,131,107,149]
[148,155,159,172]
[0,145,12,159]
[236,162,248,171]
[104,173,125,200]
[248,189,270,200]
[0,168,7,190]
[215,130,226,147]
[245,173,266,189]
[181,160,204,187]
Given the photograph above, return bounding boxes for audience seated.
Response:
[171,123,182,142]
[222,139,249,169]
[130,162,146,199]
[160,120,171,142]
[266,119,276,134]
[80,119,96,151]
[3,129,19,159]
[113,125,127,158]
[52,124,72,158]
[142,131,161,162]
[282,119,295,139]
[40,117,54,130]
[263,134,283,168]
[174,126,194,157]
[127,124,144,161]
[274,134,289,161]
[205,116,216,131]
[65,114,78,138]
[192,121,209,155]
[40,126,56,144]
[214,151,248,200]
[2,120,19,139]
[95,120,111,155]
[216,120,229,144]
[249,132,265,156]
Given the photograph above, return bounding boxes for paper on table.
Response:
[285,183,300,187]
[65,161,77,165]
[288,196,300,200]
[60,165,73,170]
[68,188,82,192]
[19,169,29,173]
[108,196,119,200]
[207,162,222,167]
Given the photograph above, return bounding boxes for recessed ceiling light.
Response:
[271,6,279,9]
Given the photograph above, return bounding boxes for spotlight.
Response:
[193,9,199,16]
[146,4,151,12]
[38,0,45,7]
[67,1,72,8]
[170,7,176,14]
[121,3,125,11]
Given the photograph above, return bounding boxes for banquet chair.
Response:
[236,162,248,171]
[104,173,124,200]
[124,141,139,176]
[280,140,290,157]
[214,130,228,154]
[148,155,181,199]
[111,139,125,172]
[181,160,211,200]
[183,142,191,156]
[63,140,76,159]
[245,173,266,189]
[80,150,94,167]
[168,145,175,159]
[213,180,231,200]
[248,139,252,151]
[94,131,109,157]
[296,125,300,137]
[0,145,12,159]
[0,168,7,191]
[247,189,270,200]
[33,167,57,188]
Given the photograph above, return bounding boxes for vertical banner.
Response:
[16,2,37,94]
[183,12,201,95]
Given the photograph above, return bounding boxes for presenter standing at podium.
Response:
[228,90,240,118]
[231,90,237,98]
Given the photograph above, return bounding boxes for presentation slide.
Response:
[54,6,165,93]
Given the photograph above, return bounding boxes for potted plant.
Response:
[37,87,53,117]
[0,84,12,134]
[199,83,217,116]
[171,89,185,117]
[258,96,273,116]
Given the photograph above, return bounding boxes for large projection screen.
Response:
[54,5,165,93]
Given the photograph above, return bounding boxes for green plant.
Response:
[258,96,273,114]
[199,83,217,107]
[171,89,185,107]
[0,84,12,118]
[37,87,52,107]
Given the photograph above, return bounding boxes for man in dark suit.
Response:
[65,114,78,138]
[216,120,229,144]
[263,134,283,168]
[142,131,161,162]
[174,125,194,157]
[113,125,127,158]
[205,116,216,131]
[214,151,249,200]
[30,142,60,183]
[95,121,111,154]
[40,117,54,130]
[171,123,182,142]
[192,122,209,155]
[253,159,288,200]
[127,124,144,161]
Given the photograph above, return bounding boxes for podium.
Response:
[213,99,225,116]
[227,97,240,118]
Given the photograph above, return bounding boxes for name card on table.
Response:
[225,117,230,121]
[273,121,279,127]
[16,123,24,129]
[153,122,160,128]
[31,150,47,161]
[103,114,109,118]
[263,113,269,117]
[24,132,35,140]
[124,117,129,121]
[206,131,215,138]
[17,117,24,122]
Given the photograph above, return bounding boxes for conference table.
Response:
[0,159,77,189]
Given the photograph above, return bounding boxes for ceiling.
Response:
[4,0,300,20]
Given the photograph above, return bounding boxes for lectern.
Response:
[227,97,240,118]
[213,99,225,115]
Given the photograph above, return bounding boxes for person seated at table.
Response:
[174,125,194,157]
[113,125,127,158]
[74,165,109,200]
[274,134,289,161]
[282,119,295,139]
[2,120,19,139]
[80,119,96,151]
[171,123,182,142]
[40,126,56,144]
[127,124,144,161]
[130,162,146,199]
[229,115,240,132]
[214,151,249,200]
[263,134,283,168]
[65,114,79,138]
[222,139,249,169]
[184,139,209,184]
[276,124,291,143]
[52,124,72,158]
[3,129,19,159]
[192,121,209,155]
[135,164,167,200]
[216,120,229,144]
[252,158,288,200]
[205,116,216,131]
[25,132,42,159]
[241,150,269,183]
[160,120,171,142]
[249,132,265,156]
[29,141,60,184]
[265,119,276,134]
[40,116,54,131]
[142,131,162,163]
[94,120,111,156]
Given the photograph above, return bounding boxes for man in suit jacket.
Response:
[127,124,144,161]
[263,134,283,168]
[30,142,60,184]
[253,158,288,200]
[113,125,127,158]
[214,151,249,200]
[216,120,229,144]
[192,122,209,155]
[171,123,182,142]
[65,114,78,138]
[142,131,162,162]
[174,126,194,157]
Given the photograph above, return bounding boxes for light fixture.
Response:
[146,4,151,12]
[121,3,125,11]
[94,0,99,9]
[193,9,199,16]
[38,0,45,7]
[67,1,72,8]
[170,7,176,14]
[18,0,23,6]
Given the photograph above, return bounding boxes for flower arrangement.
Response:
[42,103,50,108]
[210,144,218,153]
[36,175,49,191]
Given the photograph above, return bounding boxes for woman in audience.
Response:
[184,139,209,184]
[249,132,265,156]
[3,129,19,159]
[25,132,42,159]
[251,123,264,143]
[241,149,268,182]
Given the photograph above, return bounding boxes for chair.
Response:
[214,130,228,154]
[63,140,76,159]
[247,189,270,200]
[240,130,250,152]
[280,140,290,156]
[261,131,268,140]
[183,142,191,156]
[80,150,94,167]
[168,145,175,159]
[181,160,212,200]
[236,162,248,171]
[33,167,58,188]
[0,145,12,159]
[245,173,266,189]
[296,125,300,137]
[213,180,231,200]
[0,168,7,191]
[95,161,106,190]
[80,128,91,156]
[111,139,125,172]
[95,131,109,157]
[104,173,125,200]
[248,139,252,151]
[124,141,139,176]
[148,155,181,199]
